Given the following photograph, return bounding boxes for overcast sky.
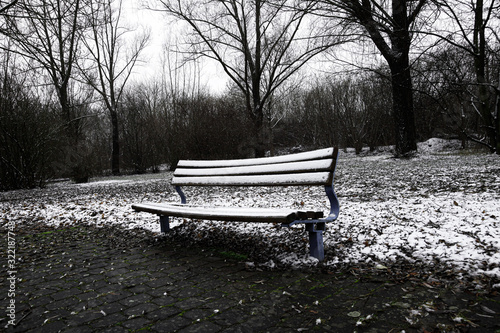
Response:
[122,1,229,94]
[120,1,384,95]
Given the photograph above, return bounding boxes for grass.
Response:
[218,250,248,261]
[20,226,80,238]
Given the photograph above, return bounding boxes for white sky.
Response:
[119,1,385,95]
[121,1,229,94]
[118,1,416,95]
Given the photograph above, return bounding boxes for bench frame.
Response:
[133,147,339,261]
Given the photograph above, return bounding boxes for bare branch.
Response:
[0,0,17,14]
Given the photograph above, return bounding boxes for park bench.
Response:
[132,147,340,261]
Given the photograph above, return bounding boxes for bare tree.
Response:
[430,0,500,153]
[312,0,429,157]
[2,0,99,181]
[153,0,345,157]
[5,0,87,131]
[80,0,150,175]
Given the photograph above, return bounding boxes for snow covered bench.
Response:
[132,147,340,261]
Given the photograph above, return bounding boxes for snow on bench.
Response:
[132,147,340,261]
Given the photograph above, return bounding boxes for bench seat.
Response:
[131,203,324,224]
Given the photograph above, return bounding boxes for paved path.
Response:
[1,224,499,332]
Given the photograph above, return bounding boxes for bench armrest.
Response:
[325,185,339,219]
[175,186,186,204]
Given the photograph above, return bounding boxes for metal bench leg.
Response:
[159,215,170,233]
[306,223,325,261]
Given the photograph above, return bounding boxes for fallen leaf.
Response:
[480,305,496,314]
[422,282,435,289]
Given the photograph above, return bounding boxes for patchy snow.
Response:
[77,179,133,186]
[172,171,331,186]
[178,147,335,167]
[1,139,499,282]
[417,137,463,154]
[174,158,334,176]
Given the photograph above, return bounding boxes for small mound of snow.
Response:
[418,138,462,154]
[276,252,319,269]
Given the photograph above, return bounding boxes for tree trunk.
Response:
[57,85,78,143]
[496,77,500,154]
[389,59,417,156]
[387,0,417,157]
[253,110,268,158]
[473,0,496,152]
[111,109,120,175]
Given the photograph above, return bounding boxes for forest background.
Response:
[0,0,499,191]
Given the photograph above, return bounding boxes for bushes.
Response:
[120,85,252,172]
[0,72,105,189]
[275,73,394,153]
[0,75,61,190]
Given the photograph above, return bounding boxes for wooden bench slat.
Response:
[172,172,332,186]
[174,159,334,177]
[177,147,336,168]
[132,203,302,223]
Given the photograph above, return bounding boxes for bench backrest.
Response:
[172,147,339,187]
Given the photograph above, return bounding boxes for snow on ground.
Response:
[1,139,499,281]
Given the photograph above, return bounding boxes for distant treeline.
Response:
[1,44,496,190]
